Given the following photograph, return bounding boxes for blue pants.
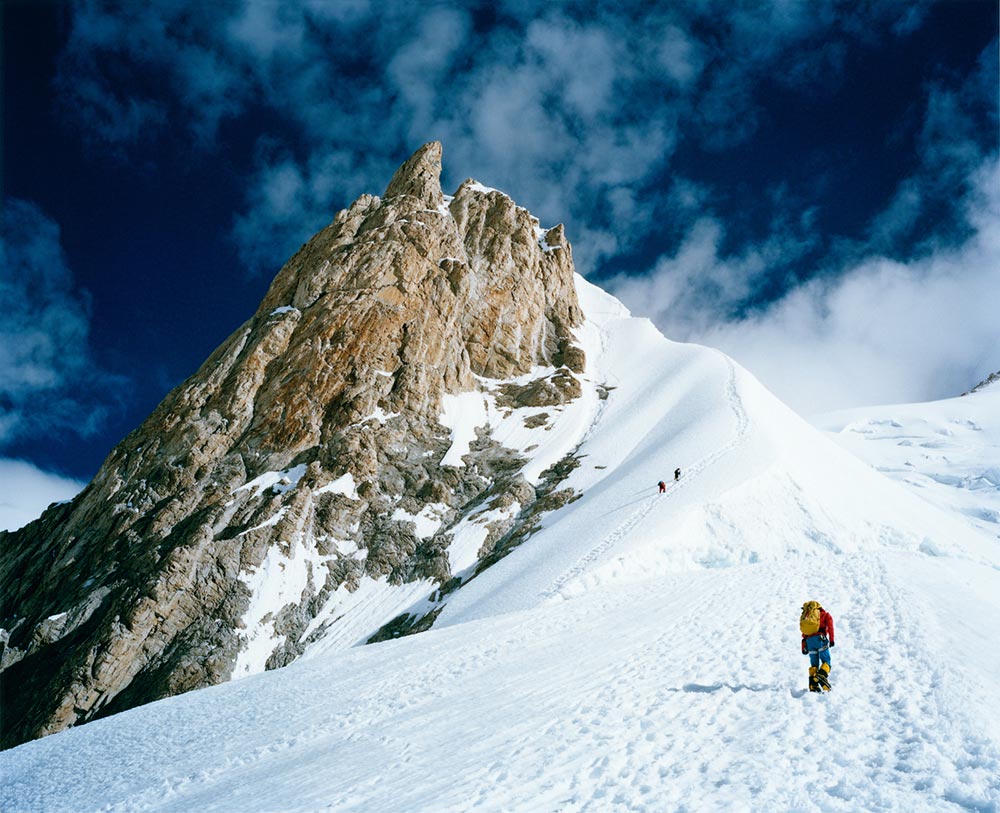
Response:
[805,635,831,668]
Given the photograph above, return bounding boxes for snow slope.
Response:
[815,385,1000,543]
[4,276,999,813]
[437,280,996,630]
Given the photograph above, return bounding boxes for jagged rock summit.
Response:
[0,142,589,747]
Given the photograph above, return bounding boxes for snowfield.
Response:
[816,385,1000,543]
[3,277,999,813]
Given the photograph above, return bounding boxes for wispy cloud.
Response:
[606,204,820,336]
[868,44,997,256]
[0,199,125,445]
[54,0,924,275]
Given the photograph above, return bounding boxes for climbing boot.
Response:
[808,666,820,693]
[815,662,832,692]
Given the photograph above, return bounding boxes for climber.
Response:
[799,600,835,692]
[658,480,666,493]
[674,467,681,482]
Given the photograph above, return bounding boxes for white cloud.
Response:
[608,210,818,336]
[868,55,993,255]
[609,35,998,414]
[386,6,469,119]
[225,0,307,62]
[0,459,84,532]
[701,157,1000,414]
[657,25,705,87]
[611,157,999,414]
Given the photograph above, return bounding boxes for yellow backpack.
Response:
[800,601,822,635]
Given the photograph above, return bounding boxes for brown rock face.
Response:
[0,142,585,747]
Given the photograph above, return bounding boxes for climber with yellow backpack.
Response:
[800,600,835,692]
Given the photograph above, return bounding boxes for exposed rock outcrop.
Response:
[964,370,1000,395]
[0,142,587,748]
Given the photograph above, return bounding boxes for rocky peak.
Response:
[964,370,1000,395]
[383,140,445,208]
[0,142,589,748]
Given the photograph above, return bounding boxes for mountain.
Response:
[1,141,587,747]
[3,144,999,812]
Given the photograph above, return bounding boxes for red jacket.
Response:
[801,609,835,651]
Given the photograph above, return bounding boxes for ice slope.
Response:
[3,276,999,813]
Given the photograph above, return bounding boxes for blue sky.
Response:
[2,0,998,500]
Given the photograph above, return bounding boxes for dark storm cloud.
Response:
[0,200,125,444]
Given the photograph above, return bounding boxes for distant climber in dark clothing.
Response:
[674,467,681,481]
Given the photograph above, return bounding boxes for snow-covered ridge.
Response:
[232,272,998,677]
